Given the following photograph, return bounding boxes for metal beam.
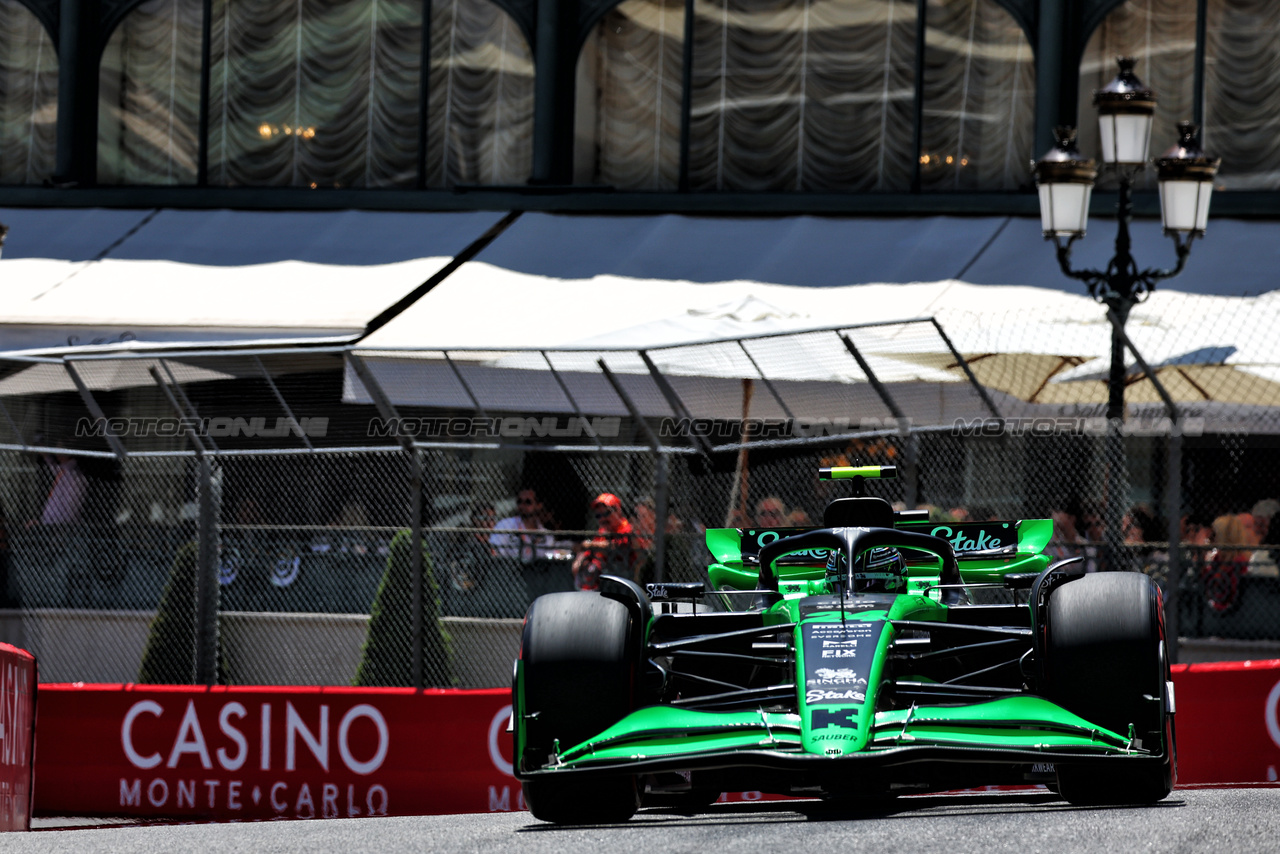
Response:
[64,361,127,459]
[252,355,313,451]
[928,318,1003,419]
[541,350,603,448]
[737,340,795,420]
[638,350,710,456]
[597,359,661,452]
[0,397,27,448]
[443,352,490,420]
[840,333,918,507]
[347,353,414,455]
[159,359,219,452]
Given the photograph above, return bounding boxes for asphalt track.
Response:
[12,788,1280,853]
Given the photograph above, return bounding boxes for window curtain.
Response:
[99,0,203,184]
[919,0,1034,191]
[686,0,917,192]
[0,0,57,185]
[95,0,532,187]
[576,0,684,189]
[207,0,421,187]
[427,0,534,187]
[1205,0,1280,190]
[1077,0,1196,190]
[586,0,1028,192]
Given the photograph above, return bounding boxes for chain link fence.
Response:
[2,296,1279,685]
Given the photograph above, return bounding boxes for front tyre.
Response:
[1044,572,1174,805]
[516,592,639,823]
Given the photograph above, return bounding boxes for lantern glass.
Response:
[1158,178,1213,233]
[1098,112,1153,165]
[1038,181,1093,237]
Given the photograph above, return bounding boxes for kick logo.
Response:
[810,709,857,730]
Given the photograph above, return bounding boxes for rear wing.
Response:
[705,518,1052,566]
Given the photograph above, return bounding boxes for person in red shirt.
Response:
[572,493,637,589]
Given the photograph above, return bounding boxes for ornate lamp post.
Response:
[1032,57,1220,572]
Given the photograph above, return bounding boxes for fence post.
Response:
[149,366,217,685]
[195,456,220,686]
[653,452,670,582]
[347,354,425,689]
[411,451,424,689]
[1165,428,1182,663]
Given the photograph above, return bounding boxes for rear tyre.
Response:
[517,592,640,823]
[1044,572,1174,805]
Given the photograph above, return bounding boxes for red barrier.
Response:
[31,662,1280,820]
[1172,659,1280,785]
[35,685,519,820]
[0,644,36,832]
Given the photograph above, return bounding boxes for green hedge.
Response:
[138,542,225,684]
[354,529,453,687]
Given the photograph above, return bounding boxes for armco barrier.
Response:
[34,685,520,820]
[0,643,36,832]
[31,661,1280,821]
[1172,659,1280,785]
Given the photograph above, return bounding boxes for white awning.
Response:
[0,208,507,352]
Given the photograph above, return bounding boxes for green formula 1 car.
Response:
[512,465,1175,824]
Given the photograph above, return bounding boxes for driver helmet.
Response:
[825,546,906,594]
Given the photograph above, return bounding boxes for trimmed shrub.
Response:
[354,529,453,687]
[138,542,224,684]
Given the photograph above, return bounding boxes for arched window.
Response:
[576,0,684,189]
[427,0,535,187]
[96,0,533,187]
[0,0,57,185]
[99,0,202,185]
[686,0,919,192]
[1077,0,1196,190]
[1204,0,1280,190]
[577,0,1033,193]
[206,0,423,188]
[919,0,1035,191]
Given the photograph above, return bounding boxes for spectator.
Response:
[1246,501,1280,577]
[633,495,683,552]
[754,496,788,528]
[330,496,369,528]
[1251,499,1279,545]
[39,454,87,525]
[450,504,498,596]
[1047,507,1084,562]
[1076,505,1104,572]
[1181,514,1213,545]
[1205,513,1253,612]
[490,487,555,562]
[572,493,637,589]
[470,503,497,548]
[786,508,813,527]
[0,496,14,608]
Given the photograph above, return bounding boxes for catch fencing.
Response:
[0,298,1278,686]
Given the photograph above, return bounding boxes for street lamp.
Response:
[1032,56,1220,571]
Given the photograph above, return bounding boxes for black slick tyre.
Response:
[517,591,640,823]
[1044,572,1174,805]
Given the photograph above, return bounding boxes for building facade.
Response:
[0,0,1276,206]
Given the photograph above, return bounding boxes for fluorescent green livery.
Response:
[513,469,1175,823]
